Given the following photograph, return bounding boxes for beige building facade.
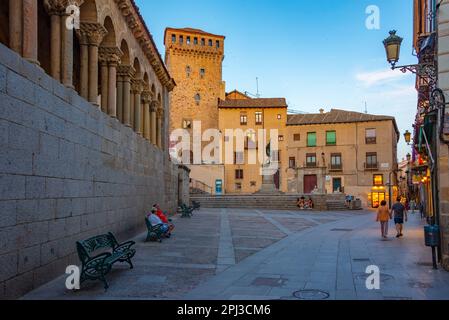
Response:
[286,109,400,207]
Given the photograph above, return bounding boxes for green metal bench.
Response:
[180,203,194,218]
[76,232,136,290]
[145,218,166,242]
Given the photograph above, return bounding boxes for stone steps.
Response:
[190,194,348,211]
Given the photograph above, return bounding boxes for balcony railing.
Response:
[364,162,379,171]
[329,164,343,171]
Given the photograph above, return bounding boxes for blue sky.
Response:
[136,0,415,159]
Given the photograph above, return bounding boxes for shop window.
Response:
[307,132,316,147]
[373,174,384,186]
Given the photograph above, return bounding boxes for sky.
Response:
[135,0,416,160]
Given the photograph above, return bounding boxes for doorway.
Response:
[304,175,317,194]
[371,192,386,208]
[333,178,342,193]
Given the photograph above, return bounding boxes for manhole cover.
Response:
[252,277,287,287]
[409,281,433,289]
[293,289,330,300]
[330,228,353,232]
[354,273,394,283]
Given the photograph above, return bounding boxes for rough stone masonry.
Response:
[0,43,188,299]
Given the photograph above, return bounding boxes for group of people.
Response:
[146,204,175,238]
[297,197,314,210]
[376,197,408,239]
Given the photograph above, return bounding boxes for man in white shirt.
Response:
[147,209,170,235]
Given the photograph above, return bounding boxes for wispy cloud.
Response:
[355,69,409,87]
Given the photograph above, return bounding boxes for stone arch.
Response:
[101,16,116,47]
[80,0,99,23]
[133,58,142,79]
[143,72,150,90]
[0,1,9,48]
[158,93,162,103]
[151,84,156,97]
[120,39,130,66]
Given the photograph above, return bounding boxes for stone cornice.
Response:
[113,0,176,91]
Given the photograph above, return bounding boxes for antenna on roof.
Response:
[244,78,261,99]
[364,101,368,114]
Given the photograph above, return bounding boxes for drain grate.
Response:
[330,228,354,232]
[353,258,371,262]
[293,289,330,300]
[354,273,394,284]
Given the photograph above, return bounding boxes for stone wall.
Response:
[0,43,180,299]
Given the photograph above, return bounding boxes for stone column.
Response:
[108,60,118,118]
[60,12,74,88]
[150,101,158,145]
[142,91,151,140]
[116,76,124,123]
[100,60,109,113]
[9,0,23,54]
[82,24,107,106]
[130,81,135,130]
[47,10,62,80]
[75,30,89,99]
[157,107,164,148]
[22,0,39,65]
[118,66,134,127]
[133,80,143,135]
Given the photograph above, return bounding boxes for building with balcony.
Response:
[286,109,400,207]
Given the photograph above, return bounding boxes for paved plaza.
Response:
[22,208,449,300]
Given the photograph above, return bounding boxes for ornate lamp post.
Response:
[404,130,412,145]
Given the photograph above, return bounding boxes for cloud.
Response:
[355,69,410,87]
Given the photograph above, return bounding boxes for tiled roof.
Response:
[165,27,225,39]
[218,98,288,108]
[287,109,399,137]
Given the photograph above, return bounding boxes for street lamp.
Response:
[382,30,437,87]
[404,130,412,145]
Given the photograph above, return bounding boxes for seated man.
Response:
[146,209,170,237]
[153,204,175,232]
[307,197,314,209]
[297,197,306,210]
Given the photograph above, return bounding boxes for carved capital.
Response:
[117,65,136,78]
[76,23,108,46]
[150,101,159,113]
[99,46,123,65]
[157,107,164,118]
[44,0,84,15]
[131,79,144,94]
[141,91,152,103]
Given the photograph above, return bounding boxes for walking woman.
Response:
[376,200,392,239]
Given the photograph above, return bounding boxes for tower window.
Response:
[216,40,220,48]
[186,36,191,45]
[172,34,176,43]
[182,119,192,129]
[200,68,205,78]
[186,66,191,77]
[179,35,184,44]
[201,38,205,46]
[195,93,201,105]
[208,39,213,46]
[194,37,198,45]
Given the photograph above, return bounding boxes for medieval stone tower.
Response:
[164,28,226,140]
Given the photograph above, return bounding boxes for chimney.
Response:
[319,108,325,114]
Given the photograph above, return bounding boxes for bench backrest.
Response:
[145,218,153,230]
[76,233,118,263]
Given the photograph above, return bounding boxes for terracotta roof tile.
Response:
[218,98,288,108]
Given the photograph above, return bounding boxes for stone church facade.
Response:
[0,0,189,299]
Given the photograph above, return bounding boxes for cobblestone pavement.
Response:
[22,208,449,300]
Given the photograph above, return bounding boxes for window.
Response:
[366,152,378,169]
[234,152,244,164]
[326,131,337,146]
[186,65,191,77]
[289,157,296,169]
[182,119,192,130]
[293,134,301,141]
[373,174,384,186]
[171,34,176,43]
[194,93,201,105]
[255,112,263,125]
[240,113,248,125]
[366,128,377,144]
[330,153,342,170]
[307,132,317,147]
[235,169,244,180]
[208,39,213,46]
[306,153,317,167]
[200,68,205,78]
[201,38,205,46]
[272,150,280,162]
[194,37,198,45]
[250,181,257,187]
[186,36,191,45]
[235,183,242,191]
[216,40,220,48]
[245,131,257,149]
[179,35,184,44]
[278,135,284,142]
[277,114,282,120]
